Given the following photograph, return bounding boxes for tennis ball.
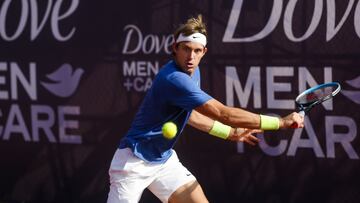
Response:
[162,122,177,139]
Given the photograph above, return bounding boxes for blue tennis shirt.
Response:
[119,60,212,163]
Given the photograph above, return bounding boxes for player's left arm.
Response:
[188,110,261,145]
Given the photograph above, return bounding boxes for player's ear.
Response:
[172,43,178,53]
[203,47,208,54]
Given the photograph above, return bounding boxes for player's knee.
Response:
[168,181,208,203]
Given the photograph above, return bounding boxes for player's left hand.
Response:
[228,128,262,146]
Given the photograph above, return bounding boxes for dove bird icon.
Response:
[41,64,84,97]
[340,75,360,104]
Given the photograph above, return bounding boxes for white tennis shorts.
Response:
[106,148,196,203]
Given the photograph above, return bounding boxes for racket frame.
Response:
[295,82,341,115]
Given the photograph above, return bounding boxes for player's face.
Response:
[173,41,207,75]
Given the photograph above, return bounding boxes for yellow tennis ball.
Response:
[162,122,177,139]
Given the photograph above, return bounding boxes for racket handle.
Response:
[290,110,305,128]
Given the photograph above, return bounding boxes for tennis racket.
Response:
[295,82,341,116]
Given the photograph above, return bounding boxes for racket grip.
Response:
[290,111,305,128]
[290,123,298,128]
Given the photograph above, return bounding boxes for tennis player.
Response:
[107,15,304,203]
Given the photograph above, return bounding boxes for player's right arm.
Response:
[195,99,304,129]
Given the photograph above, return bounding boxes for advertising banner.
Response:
[0,0,359,202]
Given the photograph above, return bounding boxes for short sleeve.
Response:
[165,72,212,111]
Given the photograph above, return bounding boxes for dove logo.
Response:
[41,64,84,98]
[122,25,173,54]
[0,0,79,41]
[223,0,360,43]
[341,76,360,104]
[0,62,83,145]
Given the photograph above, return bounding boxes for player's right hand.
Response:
[279,112,304,129]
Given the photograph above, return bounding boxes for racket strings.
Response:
[294,82,341,115]
[299,87,335,104]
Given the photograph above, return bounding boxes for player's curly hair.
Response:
[174,14,208,39]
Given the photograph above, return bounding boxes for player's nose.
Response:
[188,51,195,59]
